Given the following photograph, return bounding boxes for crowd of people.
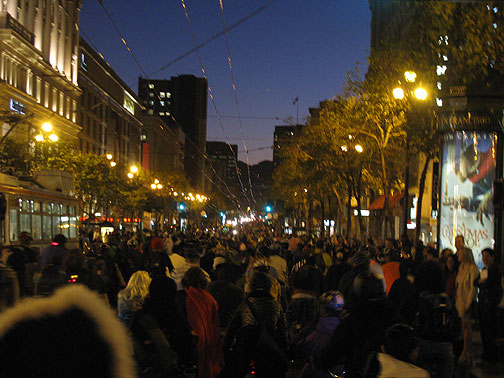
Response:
[0,225,503,378]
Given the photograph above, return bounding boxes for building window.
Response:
[160,92,165,98]
[36,77,41,103]
[159,112,165,116]
[52,88,57,112]
[149,92,154,97]
[44,83,49,108]
[148,84,154,89]
[81,52,87,71]
[123,91,135,115]
[59,91,64,116]
[72,100,77,122]
[148,109,153,115]
[149,100,154,106]
[160,101,165,106]
[166,92,171,98]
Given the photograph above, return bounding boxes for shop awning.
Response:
[368,191,405,210]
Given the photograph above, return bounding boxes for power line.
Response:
[94,0,242,210]
[97,0,148,77]
[218,0,256,205]
[179,0,250,206]
[146,0,280,79]
[208,115,281,120]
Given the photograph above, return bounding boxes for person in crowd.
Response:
[179,267,224,378]
[444,253,457,300]
[382,250,401,296]
[131,275,196,376]
[207,262,245,331]
[414,261,459,378]
[0,285,136,378]
[117,270,151,328]
[455,247,479,364]
[222,270,288,378]
[0,244,19,312]
[164,235,189,290]
[454,235,465,255]
[287,264,321,341]
[474,248,502,364]
[376,324,429,378]
[40,234,68,268]
[387,259,416,323]
[63,249,108,303]
[338,249,372,305]
[35,264,67,297]
[7,232,38,297]
[318,271,401,378]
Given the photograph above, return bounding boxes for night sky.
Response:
[80,0,371,164]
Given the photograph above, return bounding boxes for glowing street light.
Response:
[151,183,157,189]
[48,134,58,142]
[110,161,117,167]
[393,87,405,100]
[127,172,134,179]
[106,154,113,160]
[414,87,428,101]
[41,122,53,132]
[404,71,417,82]
[35,134,44,142]
[355,144,363,153]
[156,184,163,189]
[130,165,138,174]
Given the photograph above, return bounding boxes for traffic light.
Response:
[265,205,272,213]
[178,203,186,211]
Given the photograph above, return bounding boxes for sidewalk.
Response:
[455,328,504,378]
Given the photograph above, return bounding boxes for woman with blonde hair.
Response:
[455,247,479,364]
[117,270,151,327]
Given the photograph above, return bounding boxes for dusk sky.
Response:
[80,0,371,164]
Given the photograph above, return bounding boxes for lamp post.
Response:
[393,71,427,240]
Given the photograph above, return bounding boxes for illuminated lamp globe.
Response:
[154,179,159,184]
[414,88,428,101]
[156,184,163,189]
[130,165,138,174]
[41,122,53,132]
[48,134,59,142]
[404,71,417,82]
[151,183,157,189]
[127,172,134,179]
[110,161,117,167]
[393,87,405,100]
[35,134,44,142]
[106,154,113,160]
[355,144,363,153]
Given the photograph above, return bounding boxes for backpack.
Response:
[416,292,461,342]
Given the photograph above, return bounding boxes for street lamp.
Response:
[393,71,428,240]
[130,165,138,174]
[34,122,58,143]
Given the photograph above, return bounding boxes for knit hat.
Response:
[0,285,136,378]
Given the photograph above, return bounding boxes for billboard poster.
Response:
[439,131,496,268]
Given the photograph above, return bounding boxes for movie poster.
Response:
[439,132,496,268]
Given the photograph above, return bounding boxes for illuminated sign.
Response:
[9,99,25,114]
[123,91,135,115]
[439,132,496,268]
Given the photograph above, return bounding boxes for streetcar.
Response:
[0,173,80,252]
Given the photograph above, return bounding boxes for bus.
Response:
[0,175,80,251]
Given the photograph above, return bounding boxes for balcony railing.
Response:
[0,12,35,46]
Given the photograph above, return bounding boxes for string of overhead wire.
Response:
[89,1,243,210]
[146,0,279,79]
[218,0,256,205]
[97,0,250,208]
[97,0,148,78]
[179,0,251,206]
[168,113,243,208]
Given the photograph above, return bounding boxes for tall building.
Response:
[138,75,207,190]
[78,38,143,166]
[206,141,238,198]
[0,0,82,146]
[140,115,185,174]
[273,124,305,168]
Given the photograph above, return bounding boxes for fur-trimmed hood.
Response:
[0,285,136,378]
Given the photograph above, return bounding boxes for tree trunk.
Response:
[346,182,352,240]
[321,194,325,238]
[414,155,431,244]
[380,149,391,239]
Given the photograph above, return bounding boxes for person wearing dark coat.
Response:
[222,270,288,378]
[207,263,245,331]
[317,272,402,378]
[475,248,502,363]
